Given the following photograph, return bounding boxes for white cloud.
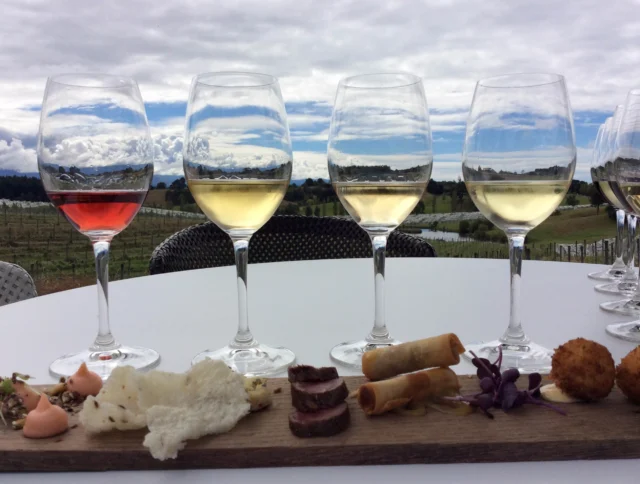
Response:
[0,0,636,182]
[0,139,37,172]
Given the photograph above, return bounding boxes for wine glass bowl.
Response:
[327,72,433,368]
[462,73,576,372]
[183,72,295,376]
[37,74,159,379]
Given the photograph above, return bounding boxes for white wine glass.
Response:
[327,73,433,368]
[462,73,576,372]
[593,114,638,295]
[606,89,640,341]
[38,74,159,379]
[589,118,633,283]
[183,72,295,376]
[600,105,640,315]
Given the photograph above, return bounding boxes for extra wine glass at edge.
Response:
[37,74,159,380]
[183,72,295,376]
[327,73,433,368]
[601,105,640,315]
[604,89,640,341]
[462,73,576,373]
[589,116,636,285]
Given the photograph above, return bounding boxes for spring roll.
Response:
[357,367,460,415]
[362,333,465,381]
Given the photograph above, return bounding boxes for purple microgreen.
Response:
[501,382,519,411]
[528,373,542,396]
[501,368,520,384]
[457,348,566,419]
[479,377,495,393]
[470,352,496,380]
[524,393,567,416]
[492,345,503,368]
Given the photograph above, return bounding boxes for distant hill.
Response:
[0,169,39,178]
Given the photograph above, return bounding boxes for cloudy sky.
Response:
[1,0,639,182]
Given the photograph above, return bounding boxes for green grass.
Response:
[0,204,198,294]
[527,207,613,243]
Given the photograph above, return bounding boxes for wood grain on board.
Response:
[1,376,639,472]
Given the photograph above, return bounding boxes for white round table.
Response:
[2,258,640,482]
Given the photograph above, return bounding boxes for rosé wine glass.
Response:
[38,74,159,380]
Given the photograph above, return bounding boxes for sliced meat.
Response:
[291,377,349,412]
[288,365,339,383]
[289,402,350,438]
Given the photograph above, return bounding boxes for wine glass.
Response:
[462,73,576,372]
[600,105,640,315]
[37,74,159,379]
[593,115,638,295]
[327,73,433,368]
[606,89,640,341]
[183,72,295,376]
[589,118,632,283]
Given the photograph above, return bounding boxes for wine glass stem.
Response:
[613,209,626,268]
[90,240,119,351]
[626,214,637,268]
[501,234,530,345]
[367,234,390,342]
[231,237,255,347]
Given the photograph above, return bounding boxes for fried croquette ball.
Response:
[550,338,615,401]
[616,346,640,404]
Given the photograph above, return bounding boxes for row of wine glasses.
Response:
[590,110,638,295]
[596,89,640,342]
[38,71,576,379]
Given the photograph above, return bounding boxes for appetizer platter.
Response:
[2,334,640,472]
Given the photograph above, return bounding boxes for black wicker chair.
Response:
[150,215,435,275]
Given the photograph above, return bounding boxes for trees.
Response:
[566,193,579,206]
[156,182,167,189]
[412,200,425,214]
[589,186,605,214]
[305,205,313,216]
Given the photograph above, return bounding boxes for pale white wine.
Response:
[188,179,288,234]
[597,180,633,212]
[621,182,640,215]
[466,180,570,231]
[333,181,426,231]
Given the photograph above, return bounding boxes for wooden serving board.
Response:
[1,375,640,472]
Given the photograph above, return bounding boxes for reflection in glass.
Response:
[184,72,295,376]
[38,74,159,379]
[462,73,576,372]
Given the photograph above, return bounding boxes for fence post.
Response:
[120,263,124,280]
[581,246,584,263]
[568,246,572,262]
[594,243,597,264]
[604,240,609,265]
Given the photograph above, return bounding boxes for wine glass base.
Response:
[49,345,161,381]
[606,321,640,342]
[600,298,640,316]
[462,340,552,374]
[595,281,638,296]
[192,343,295,377]
[588,269,625,281]
[330,338,401,369]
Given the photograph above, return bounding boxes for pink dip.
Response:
[66,362,103,397]
[23,396,69,439]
